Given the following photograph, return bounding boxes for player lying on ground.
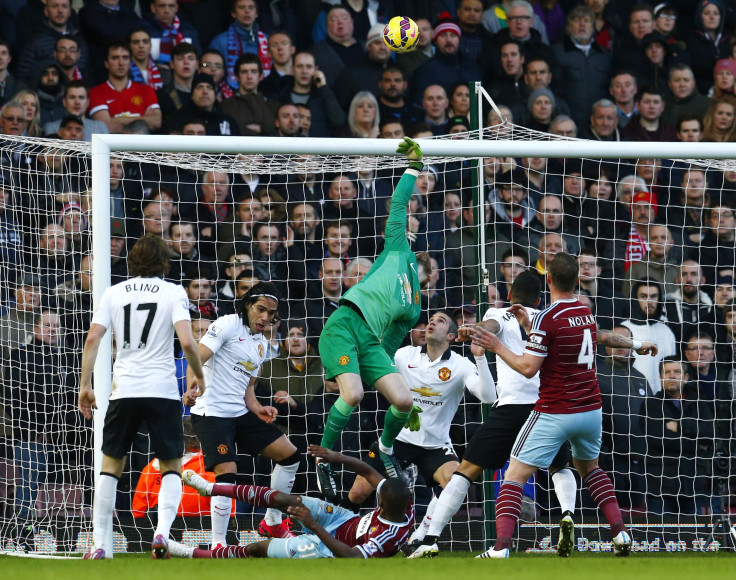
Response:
[170,445,414,559]
[316,137,432,498]
[78,234,206,559]
[471,253,658,558]
[344,309,496,548]
[182,282,301,544]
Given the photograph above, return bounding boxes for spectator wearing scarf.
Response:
[143,0,201,67]
[209,0,271,90]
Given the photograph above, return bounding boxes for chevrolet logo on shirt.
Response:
[236,360,258,371]
[410,386,441,397]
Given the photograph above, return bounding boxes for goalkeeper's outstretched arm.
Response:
[383,137,424,251]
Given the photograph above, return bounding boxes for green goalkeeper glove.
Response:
[396,136,423,171]
[404,404,423,432]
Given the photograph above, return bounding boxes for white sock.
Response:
[378,440,393,455]
[410,495,439,542]
[92,474,118,555]
[210,488,232,547]
[265,461,299,525]
[426,474,471,538]
[154,472,182,540]
[552,468,577,515]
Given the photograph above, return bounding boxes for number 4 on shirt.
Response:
[577,328,594,370]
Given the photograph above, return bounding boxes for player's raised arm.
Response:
[509,304,532,333]
[456,318,501,343]
[468,342,498,404]
[308,444,384,488]
[383,137,424,250]
[472,326,544,379]
[598,328,658,356]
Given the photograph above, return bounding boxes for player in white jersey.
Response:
[78,234,206,560]
[406,271,579,559]
[343,310,496,546]
[183,281,301,545]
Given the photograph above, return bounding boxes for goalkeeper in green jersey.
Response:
[316,137,431,499]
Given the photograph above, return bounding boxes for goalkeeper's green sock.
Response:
[320,397,356,449]
[380,405,412,450]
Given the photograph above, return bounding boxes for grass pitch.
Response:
[1,551,733,580]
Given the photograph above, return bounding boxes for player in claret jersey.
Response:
[169,445,414,559]
[470,253,657,559]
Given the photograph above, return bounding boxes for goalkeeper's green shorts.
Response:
[319,304,397,385]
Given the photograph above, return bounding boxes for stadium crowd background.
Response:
[1,0,736,549]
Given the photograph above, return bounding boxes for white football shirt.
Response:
[91,276,191,400]
[483,307,541,405]
[395,345,492,448]
[190,314,269,418]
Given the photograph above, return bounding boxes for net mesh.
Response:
[0,120,734,555]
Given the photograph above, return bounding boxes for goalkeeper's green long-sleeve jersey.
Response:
[341,168,421,360]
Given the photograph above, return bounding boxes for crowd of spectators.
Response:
[2,0,736,546]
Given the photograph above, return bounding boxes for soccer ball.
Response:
[383,16,419,53]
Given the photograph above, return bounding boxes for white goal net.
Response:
[0,115,735,556]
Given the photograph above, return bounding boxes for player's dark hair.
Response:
[128,233,171,277]
[435,309,459,338]
[548,253,578,293]
[510,271,542,305]
[235,281,281,328]
[379,478,411,518]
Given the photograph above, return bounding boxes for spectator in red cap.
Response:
[711,58,736,98]
[411,13,481,106]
